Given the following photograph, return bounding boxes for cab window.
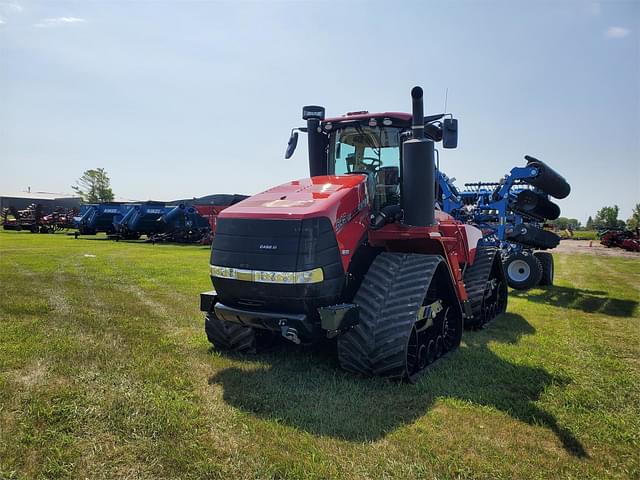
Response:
[328,126,402,209]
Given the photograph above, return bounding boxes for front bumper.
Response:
[200,290,358,340]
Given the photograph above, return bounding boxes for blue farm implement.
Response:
[112,202,172,239]
[147,204,212,243]
[73,203,132,236]
[437,155,570,290]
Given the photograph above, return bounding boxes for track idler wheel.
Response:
[524,155,571,199]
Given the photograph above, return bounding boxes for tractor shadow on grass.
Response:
[512,285,637,317]
[208,313,587,457]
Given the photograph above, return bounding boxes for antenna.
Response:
[443,88,449,114]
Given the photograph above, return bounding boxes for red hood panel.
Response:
[220,175,368,220]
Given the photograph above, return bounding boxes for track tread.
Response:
[464,246,508,328]
[205,312,256,353]
[464,246,497,325]
[337,252,444,380]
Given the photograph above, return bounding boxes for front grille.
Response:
[210,217,344,313]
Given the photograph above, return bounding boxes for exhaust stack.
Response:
[302,105,327,177]
[402,86,436,226]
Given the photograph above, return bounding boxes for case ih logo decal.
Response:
[336,184,370,231]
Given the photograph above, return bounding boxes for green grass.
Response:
[570,231,599,240]
[0,230,638,479]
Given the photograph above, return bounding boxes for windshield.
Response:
[328,125,403,209]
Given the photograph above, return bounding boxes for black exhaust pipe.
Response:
[302,105,327,177]
[402,86,435,226]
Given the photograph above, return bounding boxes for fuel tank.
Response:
[210,175,371,314]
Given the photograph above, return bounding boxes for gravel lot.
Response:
[555,239,640,258]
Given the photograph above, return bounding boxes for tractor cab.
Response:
[285,109,458,213]
[328,122,402,210]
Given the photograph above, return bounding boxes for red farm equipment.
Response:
[199,87,511,382]
[2,204,76,233]
[600,228,640,252]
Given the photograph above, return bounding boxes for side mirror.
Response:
[442,118,458,149]
[284,131,299,159]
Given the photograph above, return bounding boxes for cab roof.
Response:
[323,111,412,124]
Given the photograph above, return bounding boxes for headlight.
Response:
[210,265,323,284]
[295,269,324,284]
[254,270,296,284]
[210,265,235,279]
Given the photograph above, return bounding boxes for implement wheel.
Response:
[504,252,542,290]
[534,251,554,286]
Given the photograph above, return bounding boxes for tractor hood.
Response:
[219,175,369,224]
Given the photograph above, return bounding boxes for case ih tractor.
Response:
[200,87,507,382]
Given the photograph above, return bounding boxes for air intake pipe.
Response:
[302,106,327,177]
[402,86,436,226]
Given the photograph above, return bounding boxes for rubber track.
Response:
[463,246,498,328]
[337,252,443,379]
[205,313,256,353]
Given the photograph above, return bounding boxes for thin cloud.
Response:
[34,16,86,28]
[0,16,5,25]
[0,2,23,13]
[587,2,601,16]
[605,26,631,39]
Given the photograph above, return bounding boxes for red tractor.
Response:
[200,87,507,382]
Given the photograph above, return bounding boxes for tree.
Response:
[72,168,114,203]
[593,205,621,229]
[585,216,594,230]
[551,217,581,231]
[627,203,640,230]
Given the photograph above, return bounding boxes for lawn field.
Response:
[0,230,638,479]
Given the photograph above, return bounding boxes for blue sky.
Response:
[1,0,638,223]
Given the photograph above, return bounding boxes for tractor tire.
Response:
[337,252,463,383]
[534,251,554,286]
[204,312,256,353]
[503,252,543,290]
[463,246,508,329]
